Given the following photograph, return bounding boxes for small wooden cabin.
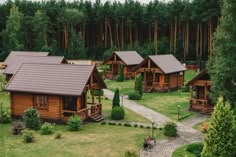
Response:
[3,51,49,67]
[3,56,67,82]
[186,70,214,114]
[133,54,186,93]
[5,63,107,123]
[103,51,143,79]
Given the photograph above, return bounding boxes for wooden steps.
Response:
[89,114,104,122]
[144,87,153,93]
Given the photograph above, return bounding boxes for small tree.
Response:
[112,88,120,108]
[135,74,143,96]
[119,64,124,81]
[23,107,41,130]
[201,97,236,157]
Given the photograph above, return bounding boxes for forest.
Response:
[0,0,220,62]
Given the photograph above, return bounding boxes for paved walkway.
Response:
[103,89,209,157]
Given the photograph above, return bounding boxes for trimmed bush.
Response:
[118,123,122,126]
[146,126,151,129]
[135,74,143,96]
[22,129,34,143]
[94,89,104,96]
[124,147,139,157]
[140,125,144,128]
[40,122,55,135]
[186,143,203,157]
[128,91,141,100]
[0,110,11,123]
[133,124,138,127]
[54,132,62,139]
[11,121,25,135]
[163,122,177,137]
[111,106,125,120]
[124,122,132,127]
[180,85,190,92]
[108,121,116,125]
[100,121,106,125]
[116,75,122,82]
[67,115,81,131]
[23,107,41,130]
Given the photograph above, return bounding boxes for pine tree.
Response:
[5,5,24,51]
[207,0,236,105]
[136,74,143,96]
[119,64,124,82]
[112,88,120,108]
[201,97,236,157]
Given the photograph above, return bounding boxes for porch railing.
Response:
[61,103,102,121]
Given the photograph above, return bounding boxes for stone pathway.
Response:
[103,89,209,157]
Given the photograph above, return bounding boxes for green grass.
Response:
[136,92,196,121]
[98,96,149,123]
[0,123,164,157]
[105,79,135,95]
[172,144,196,157]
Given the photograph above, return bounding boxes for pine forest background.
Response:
[0,0,220,63]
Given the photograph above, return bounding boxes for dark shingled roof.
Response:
[149,54,186,74]
[3,51,49,65]
[5,64,106,96]
[4,56,66,75]
[114,51,143,65]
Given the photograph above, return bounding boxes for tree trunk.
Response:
[170,18,173,53]
[174,16,177,54]
[196,22,199,59]
[200,23,202,59]
[149,23,151,43]
[116,23,120,50]
[105,17,108,48]
[121,18,124,50]
[135,26,138,46]
[154,19,158,55]
[107,19,113,47]
[129,23,132,48]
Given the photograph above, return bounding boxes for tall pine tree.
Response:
[5,5,24,51]
[201,97,236,157]
[112,88,120,108]
[208,0,236,105]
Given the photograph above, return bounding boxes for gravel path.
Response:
[103,89,209,157]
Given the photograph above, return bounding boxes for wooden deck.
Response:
[189,98,214,114]
[61,103,103,122]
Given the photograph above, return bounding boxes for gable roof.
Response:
[186,69,209,86]
[4,56,66,75]
[104,51,143,65]
[5,64,106,96]
[149,54,186,74]
[3,51,49,65]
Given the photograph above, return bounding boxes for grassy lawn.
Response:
[172,144,196,157]
[100,97,149,123]
[137,92,196,121]
[0,123,164,157]
[105,79,135,94]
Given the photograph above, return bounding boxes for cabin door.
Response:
[61,96,77,118]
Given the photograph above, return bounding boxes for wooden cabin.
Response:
[186,69,214,114]
[103,51,143,79]
[3,56,67,82]
[5,63,107,123]
[133,54,186,93]
[3,51,49,67]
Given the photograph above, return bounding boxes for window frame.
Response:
[33,95,49,110]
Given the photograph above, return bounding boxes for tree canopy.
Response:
[0,0,220,61]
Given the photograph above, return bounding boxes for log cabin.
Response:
[5,63,107,123]
[103,51,143,79]
[133,54,186,93]
[3,56,67,82]
[3,51,49,67]
[186,69,214,114]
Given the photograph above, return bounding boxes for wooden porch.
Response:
[189,98,214,114]
[61,103,103,122]
[142,82,170,93]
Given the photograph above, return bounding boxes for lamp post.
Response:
[177,105,181,120]
[151,120,155,139]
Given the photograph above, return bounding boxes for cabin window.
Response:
[62,96,77,111]
[34,95,48,110]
